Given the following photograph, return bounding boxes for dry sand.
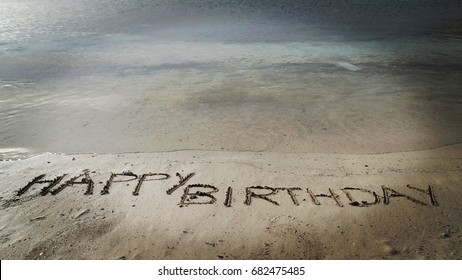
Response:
[1,144,461,259]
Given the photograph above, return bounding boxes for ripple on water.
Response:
[0,148,34,161]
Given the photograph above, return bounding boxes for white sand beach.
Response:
[1,144,461,259]
[1,1,462,260]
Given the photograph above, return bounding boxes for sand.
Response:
[1,144,461,259]
[1,1,462,260]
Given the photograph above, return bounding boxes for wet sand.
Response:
[2,44,462,159]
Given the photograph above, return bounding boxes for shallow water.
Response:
[1,0,462,159]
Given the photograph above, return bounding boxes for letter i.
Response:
[224,187,233,207]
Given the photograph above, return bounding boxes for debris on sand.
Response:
[75,209,90,219]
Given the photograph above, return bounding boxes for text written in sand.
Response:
[16,171,439,207]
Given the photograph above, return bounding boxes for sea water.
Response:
[1,0,462,159]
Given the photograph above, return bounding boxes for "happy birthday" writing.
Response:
[16,171,439,207]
